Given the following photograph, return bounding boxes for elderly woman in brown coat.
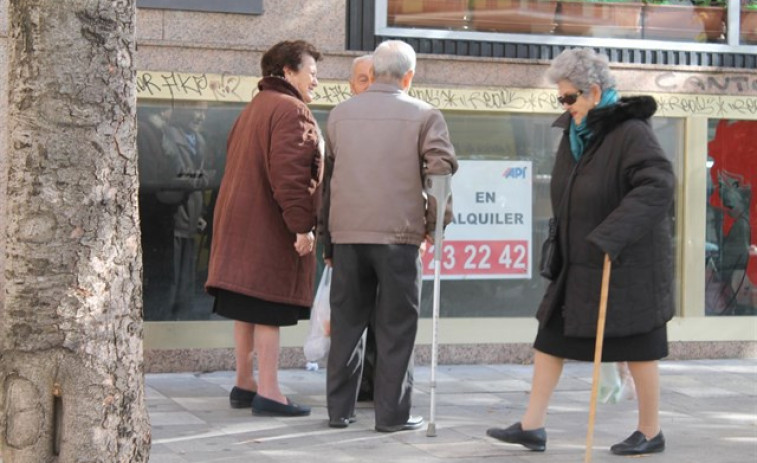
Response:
[206,40,323,417]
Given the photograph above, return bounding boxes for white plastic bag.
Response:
[304,268,331,364]
[598,362,637,404]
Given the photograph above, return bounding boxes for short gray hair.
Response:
[372,40,416,81]
[546,48,616,93]
[350,54,373,76]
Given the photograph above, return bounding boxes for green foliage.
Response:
[744,0,757,11]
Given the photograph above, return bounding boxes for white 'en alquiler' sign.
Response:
[422,160,533,280]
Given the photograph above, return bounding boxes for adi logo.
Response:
[502,166,528,179]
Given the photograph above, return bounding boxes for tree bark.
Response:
[1,1,150,461]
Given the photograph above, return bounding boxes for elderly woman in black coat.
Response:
[486,48,675,456]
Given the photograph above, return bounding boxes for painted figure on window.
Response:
[706,120,757,315]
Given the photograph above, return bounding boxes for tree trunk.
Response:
[0,1,150,461]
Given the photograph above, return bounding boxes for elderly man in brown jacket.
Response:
[322,40,458,432]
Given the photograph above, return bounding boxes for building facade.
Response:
[2,0,756,372]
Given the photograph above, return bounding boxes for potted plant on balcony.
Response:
[556,0,645,39]
[643,0,726,42]
[470,0,559,34]
[387,0,469,30]
[742,0,757,44]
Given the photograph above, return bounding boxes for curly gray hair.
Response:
[546,48,616,93]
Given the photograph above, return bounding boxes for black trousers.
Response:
[326,243,421,427]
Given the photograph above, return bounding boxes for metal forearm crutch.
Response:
[424,174,452,438]
[585,254,612,463]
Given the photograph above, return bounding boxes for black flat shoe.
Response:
[229,386,256,409]
[486,422,547,451]
[328,414,357,428]
[375,415,424,432]
[252,394,311,417]
[610,430,665,455]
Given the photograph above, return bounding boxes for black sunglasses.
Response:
[557,90,583,106]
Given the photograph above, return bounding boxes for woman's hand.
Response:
[307,178,318,195]
[294,231,315,256]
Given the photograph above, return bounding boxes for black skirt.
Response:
[534,308,668,362]
[212,288,310,327]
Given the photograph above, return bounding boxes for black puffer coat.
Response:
[536,96,676,338]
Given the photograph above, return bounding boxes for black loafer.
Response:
[486,422,547,451]
[375,415,424,433]
[610,430,665,455]
[229,386,256,409]
[328,414,357,428]
[252,394,311,417]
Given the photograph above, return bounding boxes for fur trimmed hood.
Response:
[588,96,657,138]
[553,95,658,139]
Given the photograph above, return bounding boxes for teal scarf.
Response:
[569,88,619,160]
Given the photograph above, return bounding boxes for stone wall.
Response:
[144,341,757,373]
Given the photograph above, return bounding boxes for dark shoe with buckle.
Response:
[229,386,257,409]
[375,415,424,433]
[252,394,311,417]
[328,414,357,428]
[486,422,547,452]
[610,430,665,455]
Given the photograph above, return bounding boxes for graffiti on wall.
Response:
[137,71,757,120]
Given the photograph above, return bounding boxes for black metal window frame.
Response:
[348,0,756,69]
[137,0,263,15]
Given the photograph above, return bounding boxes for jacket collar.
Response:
[365,82,404,94]
[258,76,305,102]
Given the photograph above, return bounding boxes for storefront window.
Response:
[137,101,332,321]
[137,99,683,321]
[422,112,682,317]
[743,0,757,45]
[705,119,757,316]
[381,0,757,46]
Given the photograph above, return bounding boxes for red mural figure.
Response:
[706,119,757,315]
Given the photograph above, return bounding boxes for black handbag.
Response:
[539,217,561,280]
[539,163,579,280]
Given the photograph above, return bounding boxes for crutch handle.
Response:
[425,174,452,261]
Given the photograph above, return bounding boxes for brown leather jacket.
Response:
[321,83,457,258]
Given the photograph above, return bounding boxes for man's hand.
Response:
[420,234,433,257]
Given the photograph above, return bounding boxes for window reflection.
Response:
[385,0,735,44]
[138,101,243,321]
[705,119,757,316]
[137,101,683,320]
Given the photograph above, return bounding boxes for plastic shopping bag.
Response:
[304,268,331,364]
[598,362,637,404]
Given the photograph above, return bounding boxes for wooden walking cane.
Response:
[585,253,612,463]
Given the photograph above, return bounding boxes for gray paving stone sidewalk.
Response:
[147,359,757,463]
